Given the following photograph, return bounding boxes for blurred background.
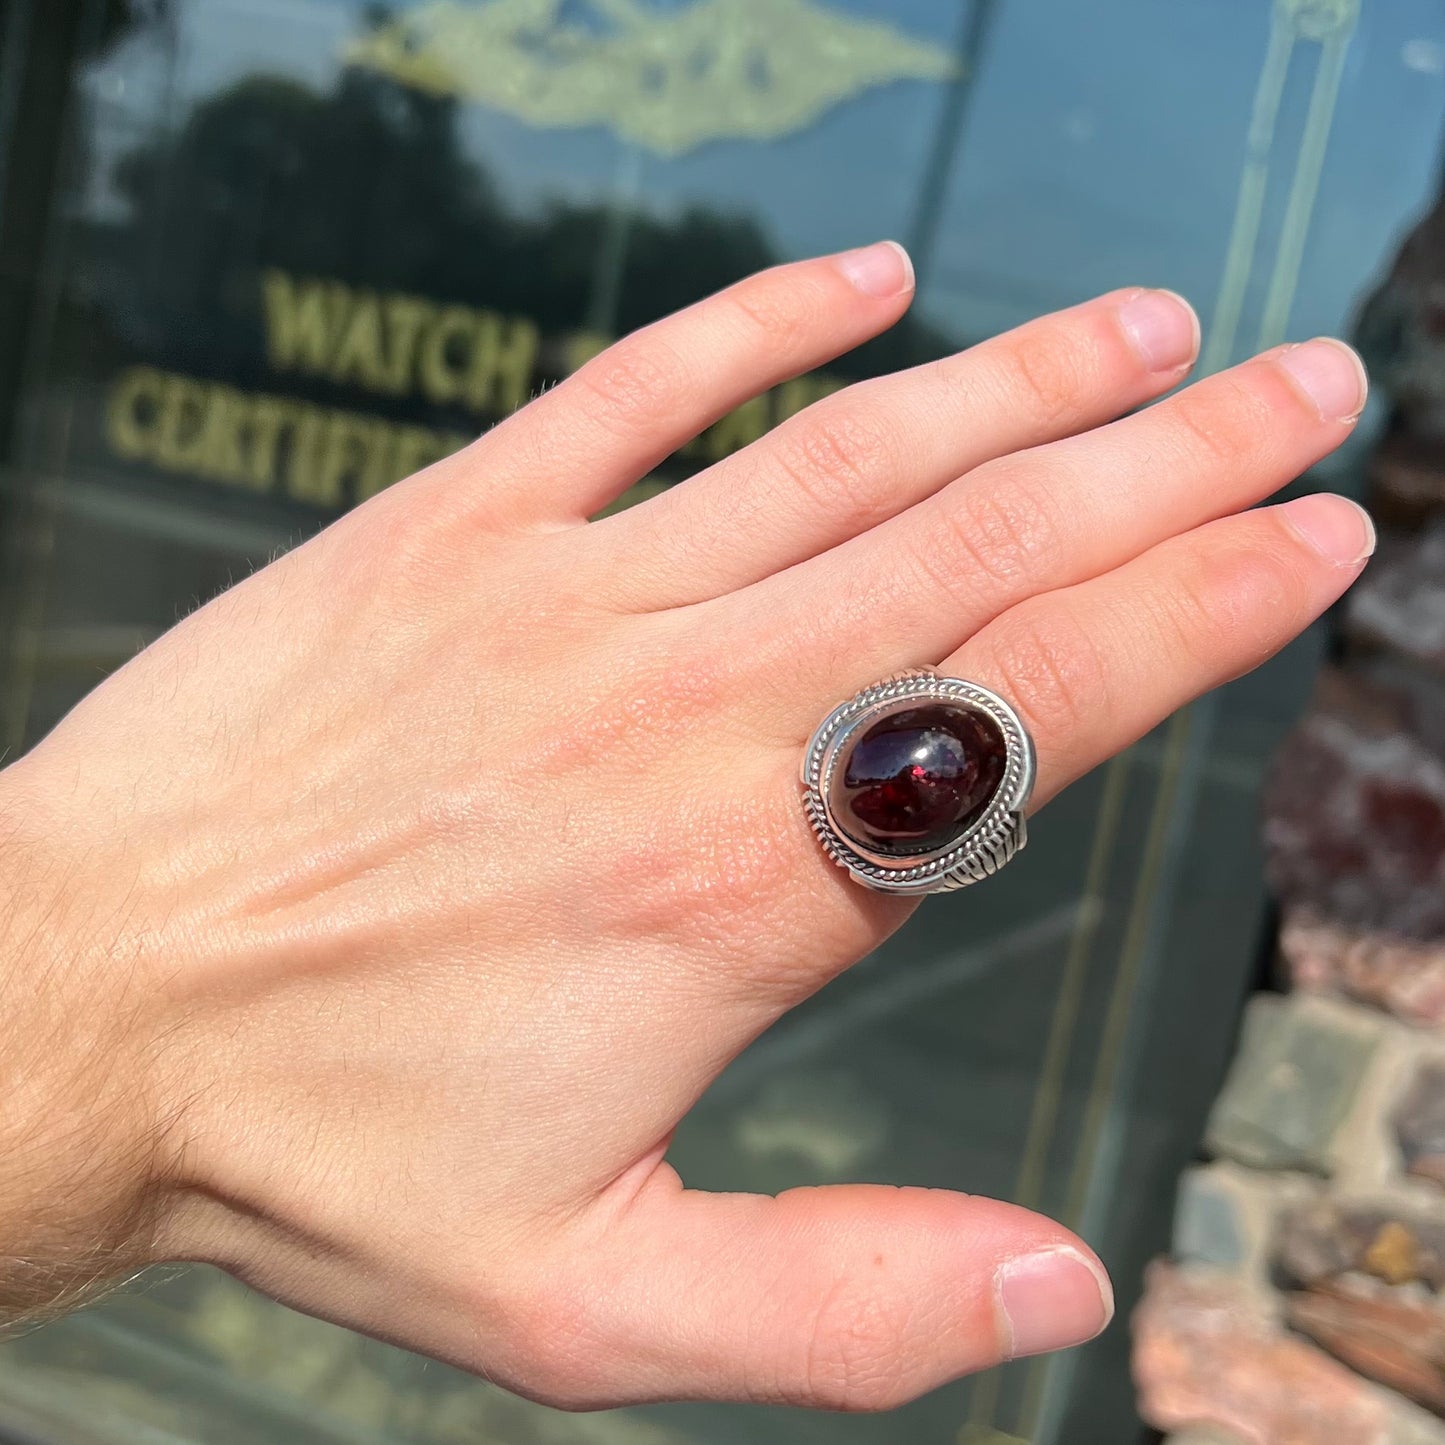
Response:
[2,1,1444,1441]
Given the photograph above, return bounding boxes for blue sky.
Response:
[87,0,1445,354]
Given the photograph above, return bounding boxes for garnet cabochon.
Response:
[828,703,1008,858]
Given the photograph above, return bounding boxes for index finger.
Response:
[460,242,917,525]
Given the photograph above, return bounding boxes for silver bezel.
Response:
[800,671,1035,895]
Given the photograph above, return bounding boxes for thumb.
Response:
[527,1173,1114,1411]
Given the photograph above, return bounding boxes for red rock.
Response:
[1355,189,1445,528]
[1367,432,1445,531]
[1132,1262,1391,1444]
[1264,668,1445,943]
[1282,908,1445,1027]
[830,704,1005,856]
[1286,1282,1445,1416]
[1353,185,1445,531]
[1347,524,1445,676]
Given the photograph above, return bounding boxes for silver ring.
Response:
[800,670,1035,895]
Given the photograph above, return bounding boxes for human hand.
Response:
[0,242,1371,1410]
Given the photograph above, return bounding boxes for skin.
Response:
[0,243,1372,1412]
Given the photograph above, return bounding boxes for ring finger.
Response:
[945,493,1372,809]
[750,493,1374,999]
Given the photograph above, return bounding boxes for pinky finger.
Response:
[945,493,1376,810]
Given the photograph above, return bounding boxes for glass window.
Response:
[1,1,1440,1440]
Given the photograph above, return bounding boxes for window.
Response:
[1,2,1439,1440]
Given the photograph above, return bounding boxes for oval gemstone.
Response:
[829,703,1007,857]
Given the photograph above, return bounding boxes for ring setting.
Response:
[800,671,1035,895]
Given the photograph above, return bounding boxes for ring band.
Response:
[800,670,1035,895]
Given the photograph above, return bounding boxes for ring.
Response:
[800,670,1035,895]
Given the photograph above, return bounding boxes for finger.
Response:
[947,493,1375,810]
[518,1176,1111,1410]
[741,338,1368,703]
[661,495,1369,1039]
[598,287,1199,608]
[443,243,916,526]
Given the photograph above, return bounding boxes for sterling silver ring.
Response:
[800,670,1035,895]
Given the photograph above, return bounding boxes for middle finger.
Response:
[596,288,1198,609]
[737,336,1367,705]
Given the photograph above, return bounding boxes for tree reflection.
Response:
[83,46,953,404]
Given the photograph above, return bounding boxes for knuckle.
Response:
[771,397,897,530]
[1157,552,1239,670]
[490,1280,610,1410]
[726,272,823,354]
[1169,375,1274,469]
[574,333,687,433]
[328,494,473,619]
[992,330,1092,425]
[923,471,1062,603]
[794,1279,916,1412]
[1160,530,1307,672]
[432,1250,583,1396]
[634,644,734,724]
[986,607,1109,744]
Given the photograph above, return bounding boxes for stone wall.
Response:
[1131,191,1445,1445]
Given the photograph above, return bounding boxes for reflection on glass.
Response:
[1,1,1443,1441]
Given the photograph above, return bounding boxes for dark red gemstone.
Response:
[830,703,1007,857]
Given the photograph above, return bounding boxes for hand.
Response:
[0,242,1370,1410]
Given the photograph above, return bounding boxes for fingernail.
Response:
[995,1247,1114,1360]
[835,241,914,299]
[1117,289,1200,372]
[1281,493,1376,566]
[1276,338,1369,422]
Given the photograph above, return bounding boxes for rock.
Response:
[1397,1065,1445,1188]
[1285,1282,1445,1416]
[1348,524,1445,676]
[1174,1163,1316,1290]
[1133,1262,1393,1443]
[1205,995,1381,1174]
[1264,668,1445,943]
[1275,1198,1365,1288]
[1367,430,1445,531]
[1368,1221,1428,1287]
[1353,176,1445,543]
[1354,187,1445,475]
[828,703,1008,854]
[1275,1199,1445,1291]
[1175,1168,1247,1271]
[1282,908,1445,1027]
